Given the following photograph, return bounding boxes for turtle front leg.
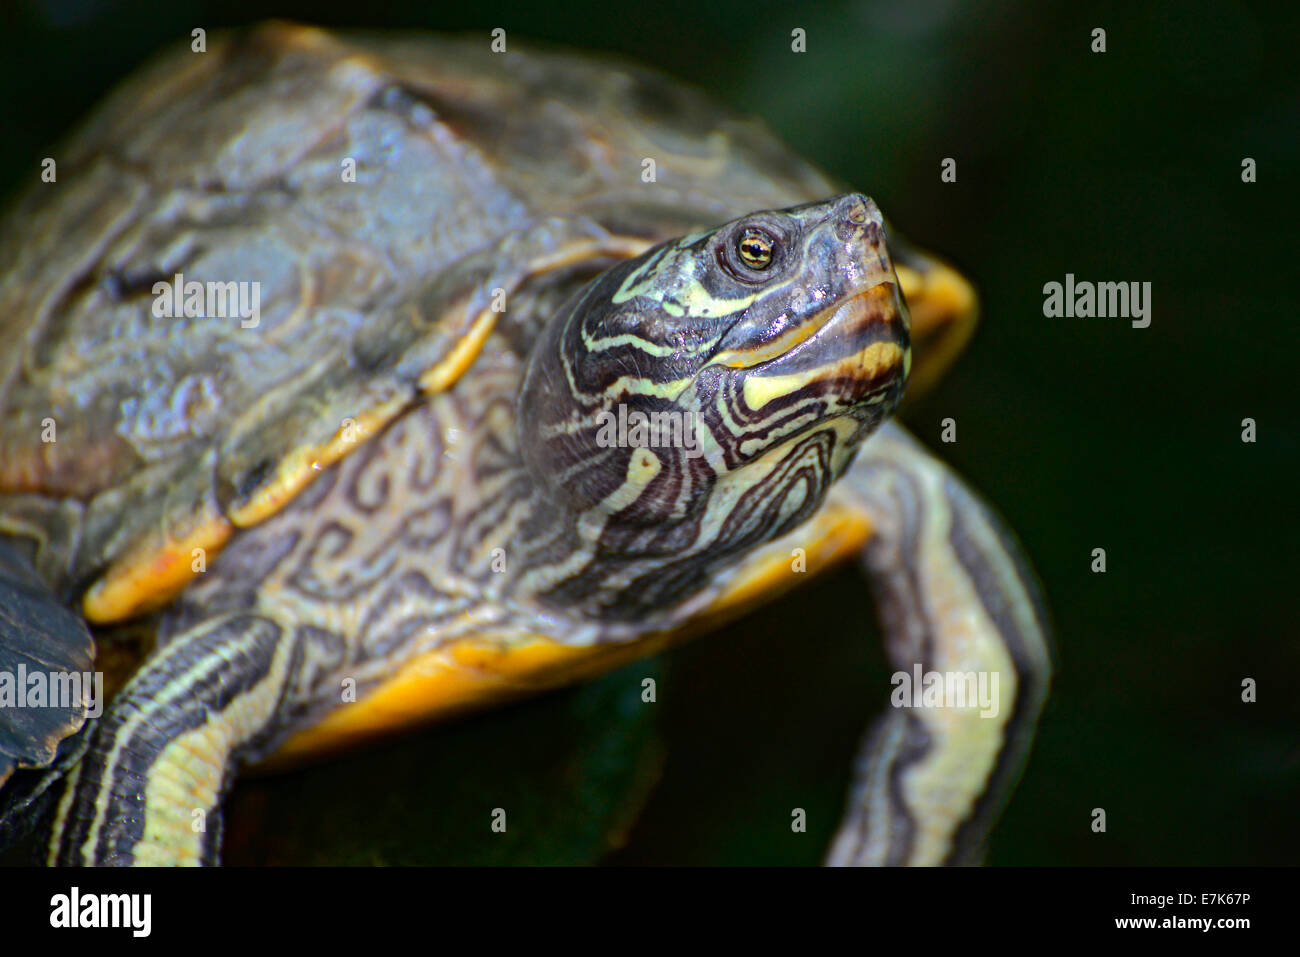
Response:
[48,613,298,866]
[828,422,1051,865]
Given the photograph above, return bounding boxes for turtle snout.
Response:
[834,193,885,246]
[826,194,895,294]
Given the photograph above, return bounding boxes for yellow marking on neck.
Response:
[602,448,662,512]
[582,331,684,356]
[601,375,694,400]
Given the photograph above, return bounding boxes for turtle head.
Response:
[519,193,910,527]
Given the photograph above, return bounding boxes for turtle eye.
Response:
[737,229,775,270]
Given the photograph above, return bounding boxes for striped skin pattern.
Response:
[825,423,1051,865]
[38,194,1046,866]
[515,194,908,621]
[48,615,295,865]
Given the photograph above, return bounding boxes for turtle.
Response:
[0,21,1050,866]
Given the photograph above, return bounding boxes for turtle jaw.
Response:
[737,278,911,423]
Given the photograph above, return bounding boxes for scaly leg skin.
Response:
[827,422,1052,866]
[46,614,298,866]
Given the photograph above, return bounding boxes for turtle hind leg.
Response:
[48,613,299,866]
[829,422,1052,865]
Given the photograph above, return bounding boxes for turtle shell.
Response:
[0,22,841,623]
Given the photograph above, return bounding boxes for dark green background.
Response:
[2,0,1295,865]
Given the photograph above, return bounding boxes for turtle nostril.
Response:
[837,192,877,226]
[834,194,883,244]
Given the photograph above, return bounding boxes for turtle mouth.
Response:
[721,278,910,420]
[747,280,909,384]
[706,274,901,373]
